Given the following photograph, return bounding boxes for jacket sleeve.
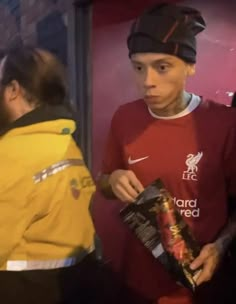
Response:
[0,160,34,267]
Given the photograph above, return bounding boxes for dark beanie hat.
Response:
[127,3,206,63]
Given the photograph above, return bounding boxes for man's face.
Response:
[130,53,195,113]
[0,58,12,131]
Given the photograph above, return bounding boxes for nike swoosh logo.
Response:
[128,156,149,165]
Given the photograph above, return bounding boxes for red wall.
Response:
[91,0,236,271]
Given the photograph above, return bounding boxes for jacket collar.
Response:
[0,104,75,137]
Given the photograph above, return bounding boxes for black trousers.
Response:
[0,253,149,304]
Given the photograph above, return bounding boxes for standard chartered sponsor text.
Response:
[173,197,200,218]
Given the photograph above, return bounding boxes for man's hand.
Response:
[109,170,144,203]
[190,243,221,286]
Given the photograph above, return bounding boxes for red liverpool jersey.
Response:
[102,95,236,299]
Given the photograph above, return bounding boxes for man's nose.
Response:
[144,67,157,90]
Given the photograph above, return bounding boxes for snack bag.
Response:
[120,179,201,291]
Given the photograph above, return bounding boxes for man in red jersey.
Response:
[98,3,236,304]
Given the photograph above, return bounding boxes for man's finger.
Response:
[122,182,140,199]
[127,172,144,194]
[195,265,212,285]
[195,258,215,286]
[130,179,144,194]
[190,247,210,270]
[190,255,205,270]
[114,184,135,203]
[193,269,202,283]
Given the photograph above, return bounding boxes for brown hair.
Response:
[0,46,68,106]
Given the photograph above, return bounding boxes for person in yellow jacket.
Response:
[0,46,141,304]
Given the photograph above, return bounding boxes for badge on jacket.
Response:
[70,178,80,199]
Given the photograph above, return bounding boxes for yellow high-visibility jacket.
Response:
[0,116,96,271]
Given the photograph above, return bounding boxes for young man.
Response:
[99,3,236,304]
[0,46,140,304]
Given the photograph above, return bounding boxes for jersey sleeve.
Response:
[102,109,126,174]
[224,122,236,198]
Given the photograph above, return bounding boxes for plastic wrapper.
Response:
[120,179,202,291]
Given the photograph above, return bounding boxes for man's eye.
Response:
[157,64,170,73]
[135,65,143,72]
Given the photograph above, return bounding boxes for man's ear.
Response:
[5,80,21,102]
[187,64,196,76]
